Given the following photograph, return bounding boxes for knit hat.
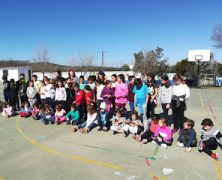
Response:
[100,102,107,109]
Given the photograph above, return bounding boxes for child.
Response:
[66,104,80,125]
[198,118,222,160]
[97,102,110,131]
[32,102,42,120]
[2,75,11,102]
[55,104,66,125]
[135,114,159,144]
[121,111,143,138]
[55,80,67,108]
[100,80,114,112]
[158,75,172,117]
[40,81,46,104]
[152,115,172,148]
[87,75,96,100]
[20,101,32,118]
[110,109,126,135]
[177,118,197,152]
[79,75,86,90]
[127,75,135,112]
[1,102,15,118]
[85,85,94,106]
[10,79,20,111]
[26,80,37,107]
[41,104,55,125]
[96,80,105,108]
[74,83,86,120]
[75,104,98,133]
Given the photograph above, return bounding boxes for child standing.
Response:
[40,82,46,104]
[10,79,19,111]
[2,75,11,102]
[128,75,135,112]
[66,104,80,125]
[55,104,66,125]
[26,81,37,107]
[96,80,105,108]
[177,118,197,152]
[74,83,85,120]
[1,102,15,118]
[97,102,110,131]
[100,80,114,112]
[158,75,172,117]
[79,75,86,90]
[20,101,32,118]
[55,80,67,108]
[85,85,94,106]
[152,115,172,148]
[198,118,222,160]
[121,111,143,137]
[110,109,126,135]
[41,104,55,125]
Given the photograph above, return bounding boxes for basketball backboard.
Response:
[188,50,211,62]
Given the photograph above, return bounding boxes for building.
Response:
[0,66,32,82]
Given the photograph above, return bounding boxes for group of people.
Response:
[1,69,222,160]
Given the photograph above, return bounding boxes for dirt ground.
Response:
[0,88,222,180]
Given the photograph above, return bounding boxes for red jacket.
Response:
[85,91,93,105]
[75,90,85,105]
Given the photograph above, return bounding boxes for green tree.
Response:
[133,47,168,75]
[120,64,130,71]
[174,59,196,78]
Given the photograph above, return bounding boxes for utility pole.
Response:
[99,51,106,71]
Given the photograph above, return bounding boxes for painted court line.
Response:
[0,176,5,180]
[215,161,222,180]
[199,93,206,112]
[16,117,127,171]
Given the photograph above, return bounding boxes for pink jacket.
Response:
[114,83,128,104]
[154,126,172,142]
[2,106,13,116]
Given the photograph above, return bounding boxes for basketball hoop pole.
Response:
[195,55,203,88]
[197,59,200,88]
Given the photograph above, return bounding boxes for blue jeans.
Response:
[78,122,97,131]
[129,101,135,111]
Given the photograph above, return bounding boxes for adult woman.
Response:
[68,69,79,84]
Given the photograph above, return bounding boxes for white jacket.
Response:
[159,85,172,104]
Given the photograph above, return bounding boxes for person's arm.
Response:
[100,87,106,98]
[55,88,58,101]
[63,88,67,101]
[151,87,158,102]
[186,129,196,147]
[66,111,71,118]
[184,84,190,99]
[163,128,172,142]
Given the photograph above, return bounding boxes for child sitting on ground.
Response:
[121,111,143,138]
[110,109,126,135]
[1,102,15,118]
[135,114,159,144]
[20,101,32,118]
[75,104,98,133]
[41,104,55,125]
[66,104,80,125]
[97,102,110,131]
[198,118,222,160]
[152,115,172,148]
[55,104,66,125]
[32,102,42,120]
[177,118,197,152]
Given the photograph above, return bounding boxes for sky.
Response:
[0,0,222,67]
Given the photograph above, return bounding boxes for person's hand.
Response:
[157,137,162,142]
[166,104,170,109]
[176,141,180,146]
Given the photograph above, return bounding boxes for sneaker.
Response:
[97,126,102,131]
[113,131,117,135]
[177,143,184,147]
[185,147,192,152]
[124,131,130,138]
[211,153,219,160]
[66,121,71,125]
[50,121,54,125]
[141,139,148,144]
[56,121,61,125]
[102,127,108,131]
[152,140,157,145]
[132,134,136,140]
[161,143,167,149]
[198,141,205,151]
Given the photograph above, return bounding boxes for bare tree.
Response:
[32,45,51,76]
[78,53,94,75]
[212,24,222,49]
